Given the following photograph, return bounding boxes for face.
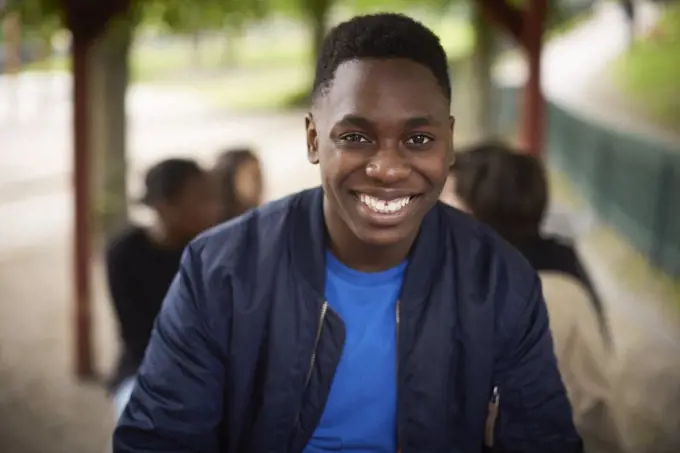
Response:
[234,158,263,209]
[160,174,221,240]
[307,59,454,247]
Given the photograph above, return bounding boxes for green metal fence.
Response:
[496,87,680,279]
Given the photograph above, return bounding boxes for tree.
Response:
[304,0,334,64]
[268,0,335,67]
[620,0,636,49]
[152,0,227,65]
[147,0,266,66]
[2,0,63,64]
[1,0,62,24]
[469,2,496,142]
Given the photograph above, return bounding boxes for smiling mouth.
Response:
[353,192,418,215]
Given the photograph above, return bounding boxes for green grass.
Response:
[24,18,471,73]
[22,34,308,79]
[611,3,680,133]
[546,8,593,40]
[22,16,472,111]
[24,57,70,72]
[154,17,472,111]
[18,10,592,114]
[188,66,313,111]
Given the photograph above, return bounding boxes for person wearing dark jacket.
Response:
[106,158,219,418]
[113,13,582,453]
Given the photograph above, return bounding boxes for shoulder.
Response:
[105,225,147,265]
[539,272,594,320]
[539,272,589,298]
[538,271,607,373]
[188,189,312,277]
[436,202,537,300]
[434,202,541,347]
[170,190,314,328]
[538,235,579,259]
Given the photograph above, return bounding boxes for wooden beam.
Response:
[63,0,131,381]
[476,0,525,45]
[474,0,548,156]
[519,0,548,156]
[72,32,96,379]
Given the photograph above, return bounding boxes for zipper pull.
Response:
[490,385,499,405]
[485,386,500,448]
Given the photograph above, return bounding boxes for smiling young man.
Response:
[113,13,582,453]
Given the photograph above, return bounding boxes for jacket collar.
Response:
[291,187,445,301]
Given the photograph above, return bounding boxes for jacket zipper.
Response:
[396,300,402,453]
[485,385,500,448]
[305,301,329,387]
[298,301,400,449]
[292,300,328,448]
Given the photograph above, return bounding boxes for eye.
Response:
[405,134,433,145]
[339,133,370,143]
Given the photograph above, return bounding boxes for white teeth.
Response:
[358,193,412,214]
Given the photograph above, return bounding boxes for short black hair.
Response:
[451,142,548,246]
[312,13,451,102]
[141,158,204,205]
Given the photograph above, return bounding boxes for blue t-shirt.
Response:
[304,251,407,453]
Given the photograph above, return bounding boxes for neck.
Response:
[323,201,417,273]
[147,222,187,250]
[329,241,413,273]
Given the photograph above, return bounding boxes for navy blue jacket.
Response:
[113,187,582,453]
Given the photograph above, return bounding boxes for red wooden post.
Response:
[66,0,131,379]
[519,0,547,156]
[72,32,95,379]
[476,0,548,157]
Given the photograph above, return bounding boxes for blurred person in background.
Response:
[443,142,622,452]
[114,13,581,453]
[213,147,264,222]
[105,158,220,419]
[448,142,606,328]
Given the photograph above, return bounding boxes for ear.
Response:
[306,113,319,165]
[447,115,456,167]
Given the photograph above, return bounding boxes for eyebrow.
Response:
[334,114,442,129]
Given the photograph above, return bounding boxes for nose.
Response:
[365,146,411,184]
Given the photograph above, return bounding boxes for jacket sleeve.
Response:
[105,246,153,362]
[113,244,227,453]
[493,276,584,453]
